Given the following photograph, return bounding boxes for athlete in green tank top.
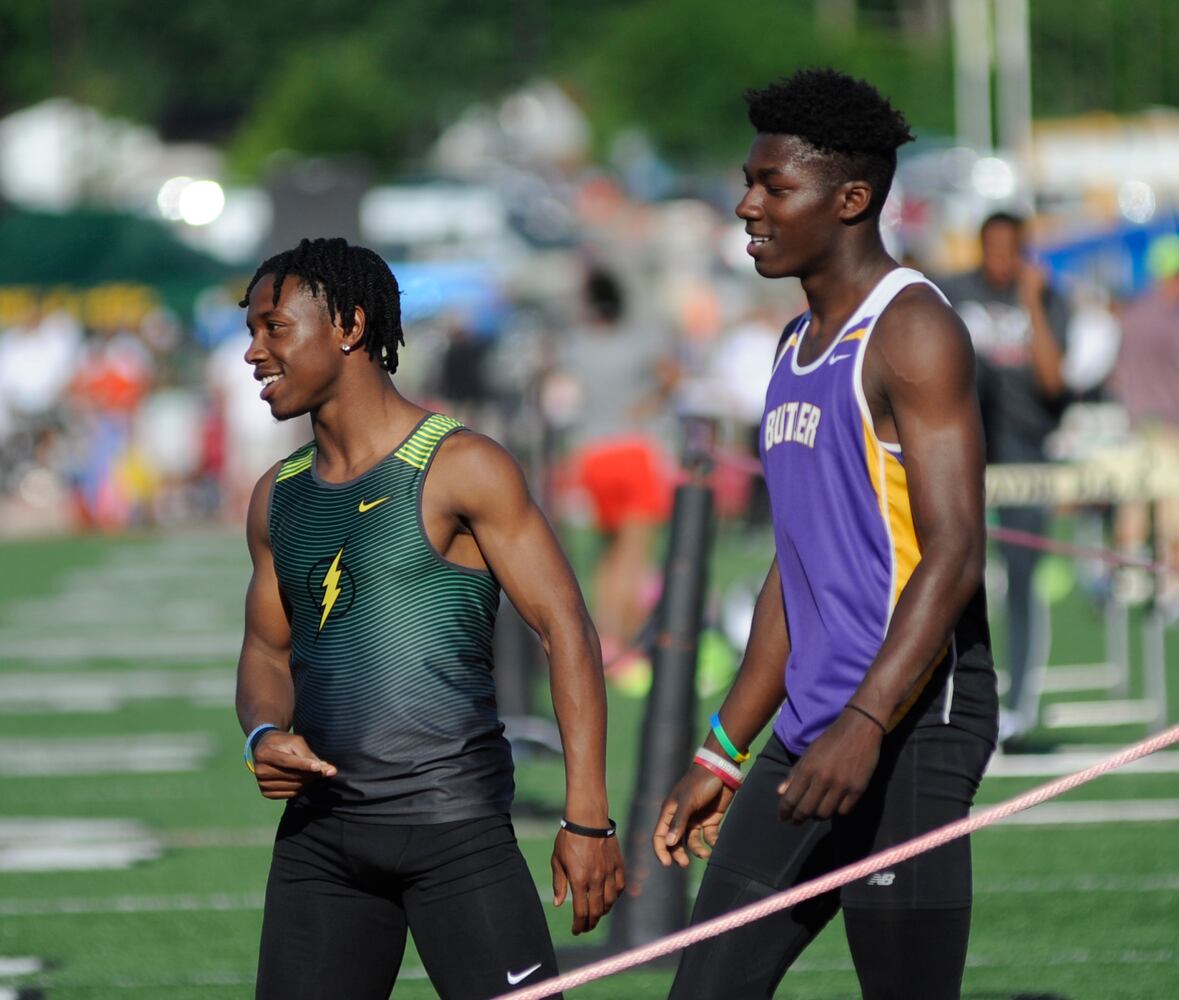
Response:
[268,412,512,820]
[234,238,624,998]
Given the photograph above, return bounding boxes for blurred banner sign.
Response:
[986,444,1179,506]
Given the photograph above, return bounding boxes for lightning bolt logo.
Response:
[319,545,345,631]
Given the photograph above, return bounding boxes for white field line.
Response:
[0,891,265,916]
[0,669,233,713]
[5,872,1179,918]
[789,948,1179,973]
[2,782,227,807]
[0,634,240,663]
[987,799,1179,825]
[0,819,161,872]
[0,957,42,976]
[986,749,1179,778]
[1,949,1176,992]
[0,733,213,776]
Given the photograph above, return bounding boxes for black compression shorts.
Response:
[256,809,559,1000]
[669,723,994,999]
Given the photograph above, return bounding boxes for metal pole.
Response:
[609,421,715,949]
[994,0,1034,174]
[951,0,994,153]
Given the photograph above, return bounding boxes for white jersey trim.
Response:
[852,267,950,456]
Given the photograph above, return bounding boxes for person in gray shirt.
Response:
[940,211,1069,747]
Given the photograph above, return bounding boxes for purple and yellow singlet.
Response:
[761,268,997,755]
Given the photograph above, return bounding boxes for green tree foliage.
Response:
[559,0,953,165]
[1,0,1176,179]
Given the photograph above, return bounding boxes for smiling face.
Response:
[244,274,351,420]
[736,133,852,280]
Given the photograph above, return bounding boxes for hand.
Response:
[251,732,337,799]
[777,708,882,824]
[551,829,626,935]
[652,766,735,869]
[1017,260,1048,307]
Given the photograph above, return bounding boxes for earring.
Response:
[341,345,351,354]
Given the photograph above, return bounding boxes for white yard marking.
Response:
[986,798,1179,825]
[0,634,240,664]
[0,532,245,664]
[0,819,160,872]
[791,948,1177,973]
[986,749,1179,778]
[0,958,42,976]
[0,892,263,916]
[0,733,212,776]
[0,669,233,713]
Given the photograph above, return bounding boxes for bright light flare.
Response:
[971,157,1017,200]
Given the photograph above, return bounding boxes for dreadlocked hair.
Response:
[745,68,915,217]
[239,237,405,372]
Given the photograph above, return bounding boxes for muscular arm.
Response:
[653,559,789,866]
[438,433,624,933]
[778,285,988,823]
[235,465,336,797]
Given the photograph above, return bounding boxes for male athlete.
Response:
[235,238,624,999]
[652,69,998,999]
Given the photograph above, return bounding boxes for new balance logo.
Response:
[866,871,896,886]
[506,962,542,985]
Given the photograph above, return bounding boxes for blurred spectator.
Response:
[437,319,497,427]
[1109,234,1179,616]
[68,320,155,528]
[0,306,82,468]
[205,331,309,521]
[1062,283,1121,400]
[552,266,677,671]
[940,211,1070,747]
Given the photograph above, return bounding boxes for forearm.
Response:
[850,542,984,725]
[546,615,611,825]
[709,561,789,755]
[235,645,295,735]
[1026,297,1066,398]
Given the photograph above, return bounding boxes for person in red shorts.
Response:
[558,267,677,670]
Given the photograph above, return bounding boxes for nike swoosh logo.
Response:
[357,496,391,513]
[506,962,542,985]
[827,352,854,365]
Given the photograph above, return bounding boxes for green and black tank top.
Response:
[267,412,513,822]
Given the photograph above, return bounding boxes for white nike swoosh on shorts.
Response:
[506,962,543,985]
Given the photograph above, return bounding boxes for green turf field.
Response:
[0,524,1176,999]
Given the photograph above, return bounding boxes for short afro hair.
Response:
[240,237,405,373]
[745,68,914,217]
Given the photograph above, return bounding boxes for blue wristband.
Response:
[244,723,280,774]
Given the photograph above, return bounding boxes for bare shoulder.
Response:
[433,429,530,515]
[869,281,975,387]
[245,461,283,553]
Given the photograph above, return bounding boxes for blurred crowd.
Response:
[1,180,1176,618]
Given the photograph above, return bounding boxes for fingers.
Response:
[253,754,336,800]
[689,820,721,861]
[553,838,626,935]
[778,775,820,824]
[652,800,681,867]
[258,745,337,777]
[551,855,568,908]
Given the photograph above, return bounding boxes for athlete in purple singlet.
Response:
[653,69,998,1000]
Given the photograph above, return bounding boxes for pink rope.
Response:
[497,723,1179,1000]
[987,524,1174,575]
